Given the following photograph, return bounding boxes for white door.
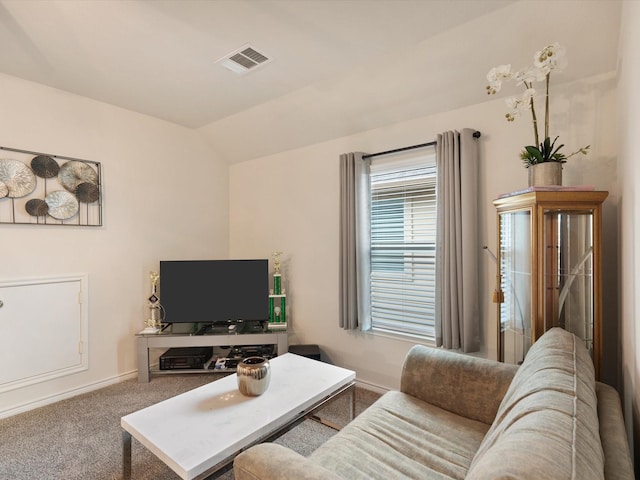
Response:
[0,276,88,392]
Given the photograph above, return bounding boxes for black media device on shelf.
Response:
[159,347,213,370]
[210,345,276,371]
[159,259,269,332]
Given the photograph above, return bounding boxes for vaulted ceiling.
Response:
[0,1,622,163]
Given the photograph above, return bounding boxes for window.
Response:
[368,147,437,340]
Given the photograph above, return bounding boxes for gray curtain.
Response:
[339,152,371,330]
[435,129,480,352]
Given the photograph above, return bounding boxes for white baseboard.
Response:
[0,370,138,420]
[355,378,389,395]
[0,371,388,420]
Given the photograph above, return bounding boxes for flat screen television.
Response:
[159,259,269,325]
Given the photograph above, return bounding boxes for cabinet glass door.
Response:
[499,210,532,365]
[495,191,606,378]
[543,210,595,356]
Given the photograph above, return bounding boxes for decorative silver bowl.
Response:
[237,357,271,396]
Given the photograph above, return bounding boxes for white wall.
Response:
[230,72,618,391]
[0,74,229,415]
[617,0,640,469]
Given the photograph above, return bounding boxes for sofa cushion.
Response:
[467,327,604,479]
[310,390,490,480]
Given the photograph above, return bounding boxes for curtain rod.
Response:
[362,130,481,160]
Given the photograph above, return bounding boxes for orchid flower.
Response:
[534,43,567,76]
[486,64,513,95]
[485,43,589,166]
[505,89,536,122]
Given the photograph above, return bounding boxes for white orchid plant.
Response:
[486,43,590,167]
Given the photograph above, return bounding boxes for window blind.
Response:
[369,148,437,339]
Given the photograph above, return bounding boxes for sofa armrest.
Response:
[596,382,634,479]
[400,345,518,425]
[234,444,344,480]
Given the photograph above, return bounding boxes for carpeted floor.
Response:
[0,373,380,480]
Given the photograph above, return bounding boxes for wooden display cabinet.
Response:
[493,190,608,378]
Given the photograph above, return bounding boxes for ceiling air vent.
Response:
[216,44,272,75]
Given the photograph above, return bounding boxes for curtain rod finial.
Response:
[473,131,481,139]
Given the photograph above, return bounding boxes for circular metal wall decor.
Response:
[59,161,98,193]
[0,158,37,197]
[0,145,102,226]
[25,198,49,217]
[75,182,100,203]
[45,190,79,220]
[31,155,60,178]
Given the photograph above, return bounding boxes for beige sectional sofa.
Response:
[234,327,634,479]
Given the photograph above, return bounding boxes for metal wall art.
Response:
[0,146,102,226]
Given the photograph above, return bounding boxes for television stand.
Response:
[135,328,288,383]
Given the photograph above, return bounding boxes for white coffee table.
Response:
[121,353,356,480]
